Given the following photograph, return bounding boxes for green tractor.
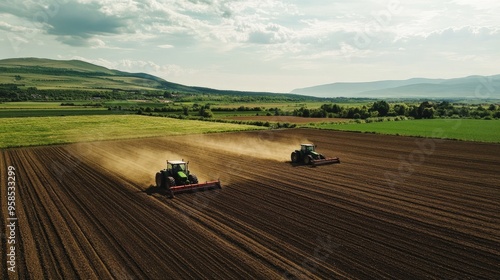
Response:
[155,160,221,198]
[291,144,340,166]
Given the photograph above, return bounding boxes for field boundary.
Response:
[307,119,500,143]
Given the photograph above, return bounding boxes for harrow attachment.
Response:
[167,180,222,198]
[310,157,340,166]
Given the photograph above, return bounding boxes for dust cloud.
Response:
[169,133,310,162]
[67,141,184,186]
[66,132,311,187]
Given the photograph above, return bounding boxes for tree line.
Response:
[292,101,500,120]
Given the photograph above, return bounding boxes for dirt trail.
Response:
[1,128,499,279]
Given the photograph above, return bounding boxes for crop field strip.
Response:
[0,115,265,148]
[1,129,499,279]
[315,119,500,143]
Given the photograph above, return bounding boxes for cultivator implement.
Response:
[311,157,340,166]
[167,180,221,198]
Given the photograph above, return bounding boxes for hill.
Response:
[0,57,193,92]
[292,75,500,99]
[0,57,308,99]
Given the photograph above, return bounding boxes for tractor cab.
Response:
[166,160,189,184]
[167,161,187,174]
[301,144,316,153]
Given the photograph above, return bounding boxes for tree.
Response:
[459,106,470,117]
[370,100,390,116]
[321,103,342,113]
[437,101,453,110]
[421,107,435,119]
[359,107,370,119]
[199,106,213,118]
[320,104,333,112]
[393,104,408,116]
[332,104,342,113]
[408,105,419,118]
[417,101,435,119]
[436,101,453,117]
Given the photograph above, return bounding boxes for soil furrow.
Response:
[2,128,499,279]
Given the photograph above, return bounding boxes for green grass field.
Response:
[313,119,500,143]
[0,109,132,118]
[0,102,67,109]
[0,72,160,91]
[0,101,169,109]
[0,115,265,148]
[0,101,133,118]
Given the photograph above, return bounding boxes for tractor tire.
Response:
[319,154,326,159]
[188,174,199,184]
[167,176,176,188]
[291,152,299,163]
[305,155,313,165]
[155,172,164,188]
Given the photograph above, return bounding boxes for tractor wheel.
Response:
[291,152,299,163]
[305,155,313,165]
[319,154,326,159]
[167,176,176,187]
[188,174,199,184]
[155,172,163,188]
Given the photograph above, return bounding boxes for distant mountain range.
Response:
[0,57,303,98]
[0,57,199,92]
[2,58,498,100]
[291,75,500,99]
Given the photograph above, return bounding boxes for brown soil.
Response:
[1,128,499,279]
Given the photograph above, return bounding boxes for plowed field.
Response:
[1,128,499,279]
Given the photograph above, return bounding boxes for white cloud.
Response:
[0,21,35,33]
[158,44,174,49]
[89,38,106,48]
[1,0,500,92]
[450,0,500,10]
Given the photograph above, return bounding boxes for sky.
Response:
[0,0,499,93]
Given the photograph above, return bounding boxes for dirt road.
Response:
[1,129,499,279]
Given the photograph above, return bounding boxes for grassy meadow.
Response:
[0,102,132,117]
[0,115,264,148]
[0,109,132,118]
[0,102,68,109]
[314,119,500,143]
